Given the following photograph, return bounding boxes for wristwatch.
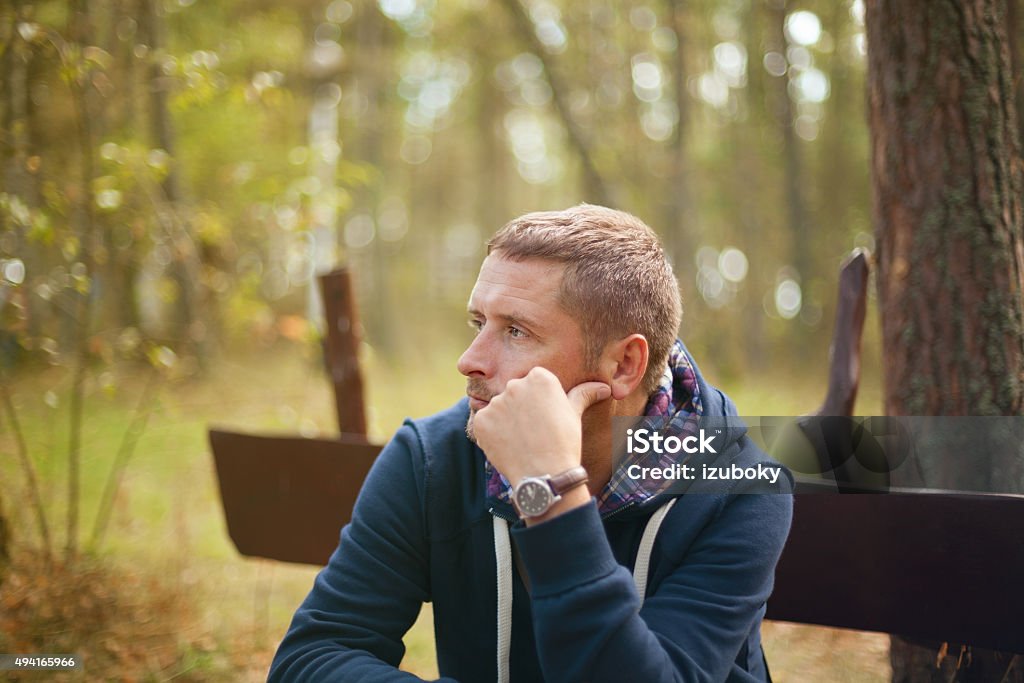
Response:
[511,466,589,518]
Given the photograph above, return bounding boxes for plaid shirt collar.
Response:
[484,339,703,515]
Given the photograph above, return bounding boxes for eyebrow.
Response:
[467,307,544,334]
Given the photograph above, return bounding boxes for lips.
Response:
[466,379,493,411]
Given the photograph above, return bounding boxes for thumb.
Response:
[566,381,612,416]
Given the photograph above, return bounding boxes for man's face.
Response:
[457,252,594,440]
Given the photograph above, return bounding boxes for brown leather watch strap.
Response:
[548,465,589,495]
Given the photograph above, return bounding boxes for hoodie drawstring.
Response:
[494,515,513,683]
[633,497,676,607]
[492,497,677,683]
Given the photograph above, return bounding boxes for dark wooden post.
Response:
[819,249,870,418]
[319,268,368,437]
[797,249,876,490]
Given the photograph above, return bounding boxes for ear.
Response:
[601,334,649,401]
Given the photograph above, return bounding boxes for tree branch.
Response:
[498,0,614,205]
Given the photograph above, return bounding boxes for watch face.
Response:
[515,479,553,517]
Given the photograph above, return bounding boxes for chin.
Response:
[465,411,477,443]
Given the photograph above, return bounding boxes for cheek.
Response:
[539,358,588,392]
[556,341,592,376]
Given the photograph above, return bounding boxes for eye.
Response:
[508,326,527,339]
[468,318,484,333]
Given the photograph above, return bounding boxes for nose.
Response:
[457,328,492,378]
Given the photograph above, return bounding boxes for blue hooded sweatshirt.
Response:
[269,353,793,682]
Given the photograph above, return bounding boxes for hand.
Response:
[472,367,611,491]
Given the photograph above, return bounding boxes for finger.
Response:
[566,381,612,416]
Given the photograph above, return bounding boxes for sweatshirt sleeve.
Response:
[268,424,456,683]
[511,492,793,682]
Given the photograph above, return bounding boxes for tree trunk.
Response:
[765,0,813,288]
[63,0,104,562]
[663,0,697,308]
[347,0,397,353]
[472,9,508,234]
[0,498,8,576]
[1,0,44,353]
[866,0,1024,680]
[1009,0,1024,146]
[105,0,142,331]
[140,0,206,360]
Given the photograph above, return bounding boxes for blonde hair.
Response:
[487,204,681,394]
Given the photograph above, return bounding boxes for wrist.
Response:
[511,464,589,522]
[523,485,590,526]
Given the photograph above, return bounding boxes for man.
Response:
[269,205,792,682]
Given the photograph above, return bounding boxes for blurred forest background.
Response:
[0,0,882,378]
[2,0,1005,679]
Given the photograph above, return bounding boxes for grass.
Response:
[0,337,889,681]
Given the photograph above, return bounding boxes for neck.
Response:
[580,391,648,494]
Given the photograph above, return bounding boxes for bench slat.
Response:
[209,429,381,566]
[768,480,1024,653]
[210,432,1024,653]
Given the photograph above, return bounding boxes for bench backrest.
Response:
[770,479,1024,653]
[209,430,1024,653]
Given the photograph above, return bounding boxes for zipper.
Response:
[489,506,518,523]
[600,499,640,520]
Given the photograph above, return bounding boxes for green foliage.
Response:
[0,0,882,378]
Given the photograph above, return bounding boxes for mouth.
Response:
[467,395,490,411]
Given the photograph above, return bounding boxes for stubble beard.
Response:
[464,377,493,443]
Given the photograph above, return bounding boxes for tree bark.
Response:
[866,0,1024,680]
[1009,0,1024,146]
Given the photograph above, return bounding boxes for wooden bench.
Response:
[768,479,1024,653]
[208,428,1024,654]
[209,262,1024,656]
